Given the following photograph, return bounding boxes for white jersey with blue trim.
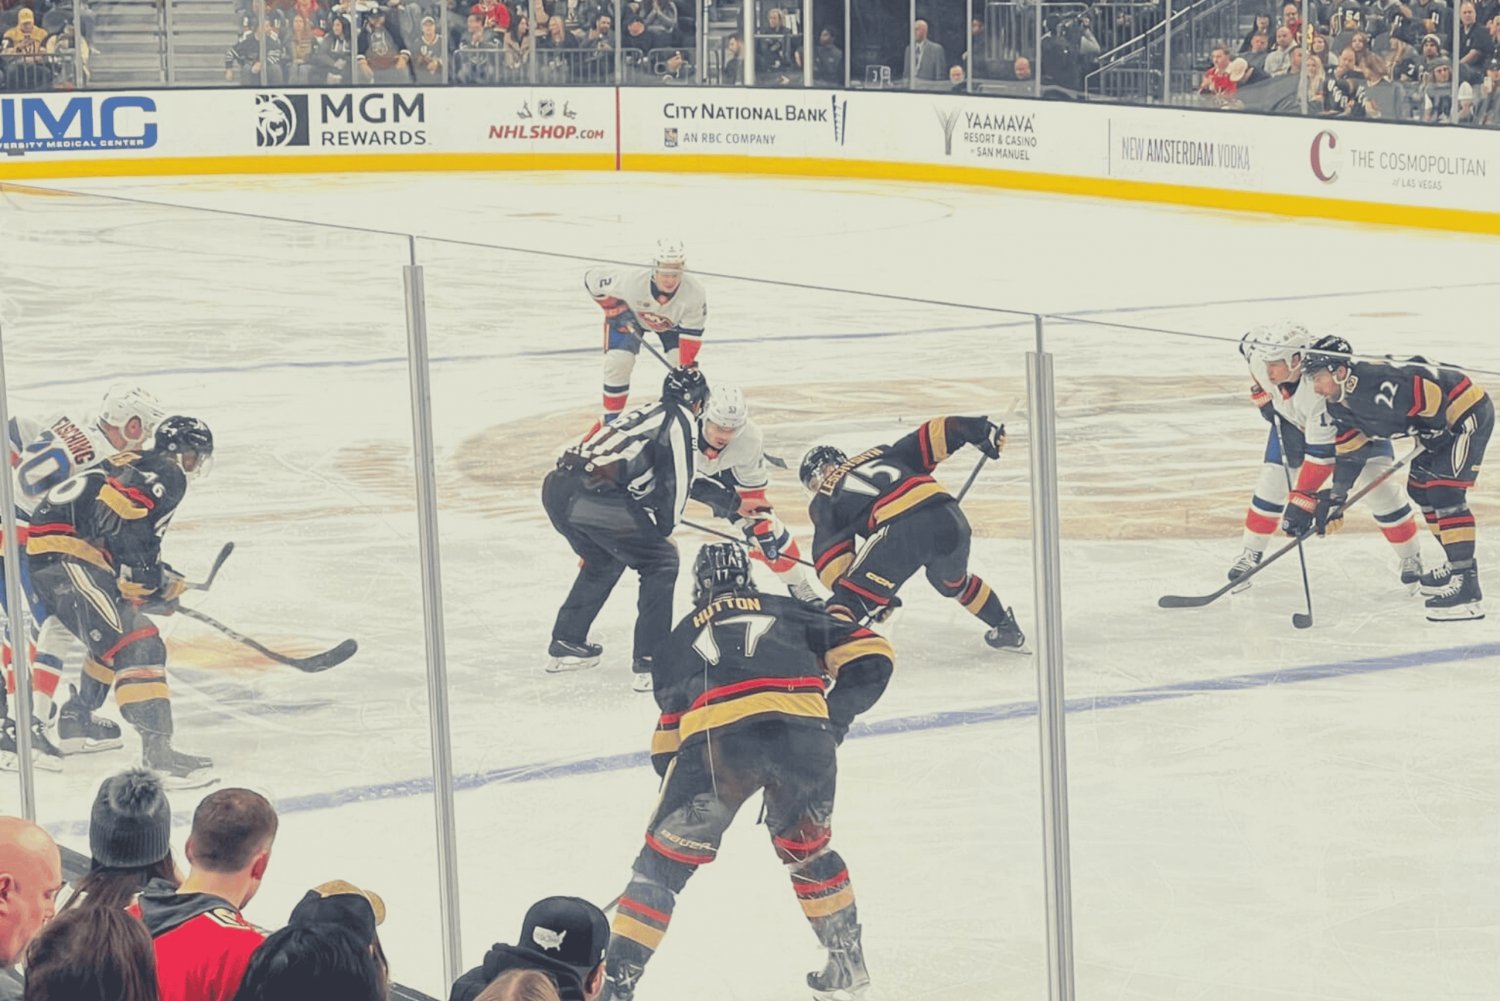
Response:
[1247,360,1337,465]
[695,417,768,491]
[7,412,116,519]
[583,265,707,337]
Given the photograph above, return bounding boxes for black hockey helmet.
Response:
[800,444,846,491]
[662,364,709,410]
[692,542,755,605]
[155,415,214,478]
[1301,335,1354,378]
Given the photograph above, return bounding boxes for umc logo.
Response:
[0,95,156,153]
[1309,129,1340,183]
[255,93,308,147]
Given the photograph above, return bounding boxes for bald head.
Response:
[0,817,63,967]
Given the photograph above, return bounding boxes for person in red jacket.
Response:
[127,788,278,1001]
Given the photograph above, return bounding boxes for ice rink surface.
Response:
[0,169,1497,1000]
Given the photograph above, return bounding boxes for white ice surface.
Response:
[0,171,1496,1000]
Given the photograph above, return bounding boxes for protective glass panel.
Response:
[416,170,1047,999]
[0,183,449,996]
[1043,213,1500,997]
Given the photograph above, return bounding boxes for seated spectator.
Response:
[449,896,609,1001]
[719,30,741,82]
[1324,69,1381,112]
[1247,30,1271,54]
[1458,0,1493,78]
[473,0,511,31]
[22,905,156,1001]
[1332,44,1360,78]
[1265,24,1297,74]
[535,13,575,81]
[1282,1,1304,35]
[2,8,52,90]
[640,0,674,47]
[286,12,319,81]
[385,0,420,43]
[654,47,692,81]
[453,11,499,82]
[66,770,177,913]
[1308,30,1333,64]
[477,971,561,1001]
[229,925,382,1001]
[501,16,531,74]
[948,62,966,89]
[1332,0,1368,33]
[127,788,276,1001]
[812,26,840,84]
[758,7,796,79]
[1387,30,1423,80]
[1472,54,1500,121]
[1348,31,1390,79]
[904,17,945,80]
[1411,0,1449,36]
[1302,52,1328,105]
[288,881,388,996]
[311,11,353,81]
[292,0,329,35]
[619,16,648,58]
[357,5,410,82]
[1199,44,1237,98]
[1422,58,1473,116]
[0,818,62,1000]
[1418,29,1447,66]
[412,15,444,80]
[45,19,89,86]
[1240,12,1274,50]
[1228,54,1263,89]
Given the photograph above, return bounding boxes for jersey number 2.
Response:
[692,613,775,665]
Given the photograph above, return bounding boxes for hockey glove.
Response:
[977,422,1007,460]
[1316,491,1347,536]
[739,519,781,564]
[158,566,189,602]
[117,563,161,601]
[1416,425,1452,451]
[1281,491,1319,537]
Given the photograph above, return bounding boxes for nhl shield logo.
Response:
[538,98,556,119]
[256,93,309,148]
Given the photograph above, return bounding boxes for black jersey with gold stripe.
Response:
[648,591,894,775]
[807,416,990,586]
[1326,358,1488,454]
[27,450,186,579]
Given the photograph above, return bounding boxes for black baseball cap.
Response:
[290,880,386,945]
[519,896,609,981]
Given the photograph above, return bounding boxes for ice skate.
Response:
[0,717,63,773]
[1399,555,1423,593]
[143,733,218,790]
[631,656,654,693]
[1227,548,1262,592]
[546,638,602,673]
[55,686,124,753]
[1425,567,1484,621]
[984,607,1031,655]
[807,923,871,1001]
[788,577,825,608]
[1419,562,1454,597]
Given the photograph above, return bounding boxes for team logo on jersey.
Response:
[255,93,309,148]
[638,311,674,331]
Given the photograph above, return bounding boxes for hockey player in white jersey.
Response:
[687,385,823,605]
[584,238,707,425]
[0,385,164,772]
[1229,324,1422,589]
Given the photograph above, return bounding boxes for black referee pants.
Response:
[542,469,679,662]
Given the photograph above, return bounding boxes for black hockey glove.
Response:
[689,477,739,520]
[1318,491,1347,536]
[1416,425,1452,451]
[1281,490,1318,537]
[977,422,1006,460]
[739,518,780,564]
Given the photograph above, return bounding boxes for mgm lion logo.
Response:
[255,93,309,148]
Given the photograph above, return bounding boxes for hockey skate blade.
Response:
[156,770,221,792]
[0,751,63,774]
[810,983,871,1001]
[1425,606,1486,623]
[631,673,654,693]
[545,655,600,674]
[56,735,125,755]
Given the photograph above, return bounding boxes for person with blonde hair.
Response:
[475,970,561,1001]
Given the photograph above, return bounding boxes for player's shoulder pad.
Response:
[582,266,621,298]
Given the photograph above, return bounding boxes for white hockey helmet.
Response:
[703,385,749,431]
[97,384,166,447]
[652,237,687,273]
[1242,322,1312,369]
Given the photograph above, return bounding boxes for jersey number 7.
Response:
[692,613,775,665]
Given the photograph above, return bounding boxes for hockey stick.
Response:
[1159,442,1423,610]
[681,518,818,569]
[185,542,235,592]
[1270,416,1315,630]
[176,605,357,673]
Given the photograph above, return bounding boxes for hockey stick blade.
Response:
[186,542,235,592]
[1158,442,1423,611]
[1292,612,1314,629]
[177,606,357,673]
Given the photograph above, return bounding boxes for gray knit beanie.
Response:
[89,768,172,868]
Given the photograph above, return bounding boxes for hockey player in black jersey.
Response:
[1303,336,1491,620]
[799,415,1027,650]
[602,543,894,1001]
[24,416,216,786]
[543,366,708,691]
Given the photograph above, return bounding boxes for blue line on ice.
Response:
[42,638,1500,838]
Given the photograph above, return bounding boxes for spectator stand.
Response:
[0,1,88,91]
